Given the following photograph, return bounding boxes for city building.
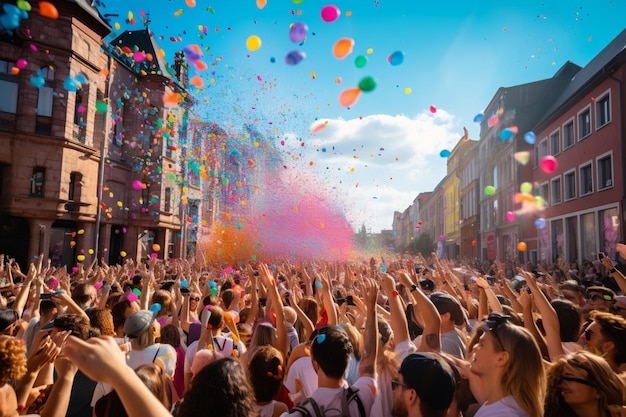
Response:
[457,139,479,260]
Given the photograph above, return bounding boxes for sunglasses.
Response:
[190,297,201,302]
[391,379,411,391]
[585,294,612,302]
[561,375,595,388]
[481,313,511,351]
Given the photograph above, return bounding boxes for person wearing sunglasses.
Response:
[579,311,626,374]
[544,350,626,417]
[583,286,616,316]
[468,312,545,417]
[391,352,456,417]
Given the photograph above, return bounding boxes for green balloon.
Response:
[355,55,368,68]
[95,101,108,113]
[358,76,377,92]
[484,185,496,195]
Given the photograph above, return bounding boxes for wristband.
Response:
[410,284,418,292]
[610,268,617,273]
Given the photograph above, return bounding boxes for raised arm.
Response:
[259,263,289,359]
[381,272,410,345]
[358,278,379,379]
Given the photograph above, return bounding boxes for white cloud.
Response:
[280,110,463,232]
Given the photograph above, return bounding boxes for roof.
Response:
[108,29,175,80]
[537,28,626,130]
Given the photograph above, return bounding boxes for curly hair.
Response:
[86,307,115,336]
[544,351,626,417]
[176,357,255,417]
[0,335,27,382]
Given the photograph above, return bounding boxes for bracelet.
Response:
[610,268,617,273]
[410,284,418,292]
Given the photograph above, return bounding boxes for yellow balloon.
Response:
[246,35,262,51]
[77,255,85,262]
[120,251,127,257]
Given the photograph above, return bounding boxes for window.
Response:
[539,182,549,206]
[564,170,576,201]
[113,99,124,146]
[141,184,149,209]
[579,163,593,196]
[164,187,171,212]
[563,119,574,149]
[595,91,610,128]
[551,176,562,205]
[36,67,54,134]
[539,139,548,158]
[550,129,560,156]
[533,146,539,168]
[578,107,591,140]
[597,153,613,190]
[31,167,45,197]
[0,60,18,131]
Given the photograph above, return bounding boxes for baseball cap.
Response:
[0,308,18,332]
[585,286,615,302]
[430,292,465,326]
[124,309,158,338]
[398,352,456,411]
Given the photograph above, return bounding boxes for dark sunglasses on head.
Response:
[481,313,511,351]
[585,293,612,302]
[190,297,200,302]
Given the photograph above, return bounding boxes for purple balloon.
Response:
[285,50,306,65]
[289,22,308,43]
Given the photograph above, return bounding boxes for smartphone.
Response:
[525,287,532,295]
[598,252,605,260]
[180,287,190,296]
[40,293,54,300]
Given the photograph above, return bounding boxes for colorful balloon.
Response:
[285,50,306,65]
[152,244,161,252]
[357,76,376,92]
[473,113,485,123]
[520,182,532,194]
[524,131,536,144]
[354,55,367,68]
[321,5,340,22]
[289,22,308,43]
[539,155,558,174]
[338,87,361,107]
[132,180,143,190]
[430,105,437,113]
[439,150,451,158]
[499,128,515,140]
[388,50,405,66]
[534,218,546,229]
[484,185,496,195]
[38,1,58,19]
[63,76,77,92]
[517,242,527,252]
[332,38,354,59]
[513,151,530,165]
[246,35,262,51]
[506,211,515,222]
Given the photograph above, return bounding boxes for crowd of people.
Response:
[0,245,626,417]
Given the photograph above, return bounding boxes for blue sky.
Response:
[96,0,626,232]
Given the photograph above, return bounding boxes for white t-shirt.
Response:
[184,336,246,375]
[281,376,377,417]
[474,395,529,417]
[371,340,416,417]
[127,343,177,377]
[284,356,318,402]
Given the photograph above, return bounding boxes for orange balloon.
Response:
[256,0,267,9]
[339,87,361,107]
[333,38,354,59]
[194,60,208,71]
[185,0,196,7]
[190,76,204,87]
[517,242,527,252]
[152,244,161,252]
[39,1,59,19]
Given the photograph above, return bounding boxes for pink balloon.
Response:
[506,211,515,222]
[539,155,558,174]
[321,5,340,22]
[132,180,143,190]
[16,59,27,69]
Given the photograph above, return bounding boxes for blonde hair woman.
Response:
[468,313,545,417]
[544,351,626,417]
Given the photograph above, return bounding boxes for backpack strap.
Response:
[289,397,324,417]
[341,386,365,417]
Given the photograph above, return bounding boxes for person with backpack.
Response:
[282,278,379,417]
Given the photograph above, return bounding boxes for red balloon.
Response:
[539,155,558,174]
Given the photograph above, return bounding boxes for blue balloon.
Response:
[180,279,188,288]
[30,75,45,89]
[440,149,451,158]
[149,303,162,313]
[285,50,306,65]
[63,76,78,92]
[473,113,485,123]
[534,218,546,229]
[499,128,514,140]
[389,50,405,66]
[524,131,536,145]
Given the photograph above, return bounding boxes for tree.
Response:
[405,233,435,256]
